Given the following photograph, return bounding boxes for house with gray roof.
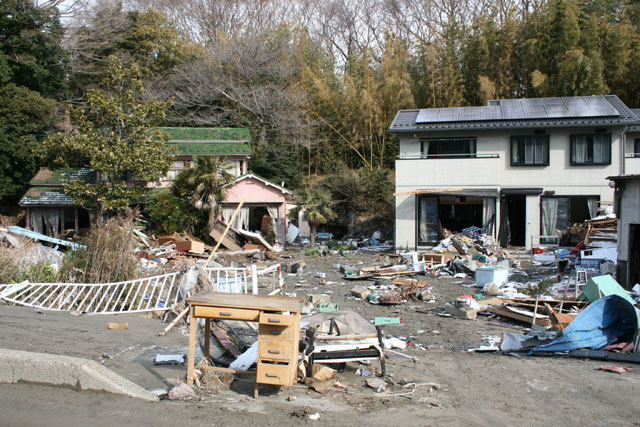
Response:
[19,168,96,236]
[19,127,253,237]
[389,95,640,250]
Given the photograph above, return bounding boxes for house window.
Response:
[510,135,549,166]
[634,138,640,157]
[570,134,611,165]
[420,138,476,158]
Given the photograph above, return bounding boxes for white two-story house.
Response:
[389,95,640,250]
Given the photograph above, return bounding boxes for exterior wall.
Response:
[396,126,626,249]
[224,177,289,241]
[616,179,640,262]
[624,131,640,174]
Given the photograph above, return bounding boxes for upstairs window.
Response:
[420,137,476,158]
[570,134,611,165]
[511,135,549,166]
[634,138,640,157]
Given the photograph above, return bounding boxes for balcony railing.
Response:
[397,153,500,160]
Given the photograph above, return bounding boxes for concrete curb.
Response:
[0,348,159,402]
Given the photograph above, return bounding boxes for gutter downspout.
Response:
[621,126,628,176]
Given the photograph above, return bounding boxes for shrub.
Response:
[59,214,139,283]
[144,190,208,238]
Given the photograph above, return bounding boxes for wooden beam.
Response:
[393,187,464,197]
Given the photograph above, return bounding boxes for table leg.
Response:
[254,381,259,398]
[204,318,211,360]
[186,305,196,386]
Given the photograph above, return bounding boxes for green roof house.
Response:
[159,127,251,184]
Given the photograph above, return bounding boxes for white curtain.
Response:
[266,206,281,242]
[573,136,587,163]
[238,207,249,230]
[541,198,559,236]
[419,198,428,242]
[222,207,235,227]
[587,198,598,219]
[222,206,249,230]
[482,198,496,236]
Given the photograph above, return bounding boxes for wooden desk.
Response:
[186,292,305,397]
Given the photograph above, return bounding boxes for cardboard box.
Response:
[174,240,205,253]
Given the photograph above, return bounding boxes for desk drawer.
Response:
[193,306,259,321]
[259,312,293,327]
[257,362,290,386]
[259,324,292,340]
[258,340,293,361]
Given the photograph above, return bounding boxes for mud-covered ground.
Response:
[0,251,638,426]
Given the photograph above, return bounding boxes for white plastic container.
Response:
[475,266,509,287]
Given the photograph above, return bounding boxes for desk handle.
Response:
[220,312,233,316]
[266,373,279,378]
[268,318,280,323]
[268,349,281,354]
[270,330,281,335]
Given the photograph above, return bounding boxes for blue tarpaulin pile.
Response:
[531,295,639,353]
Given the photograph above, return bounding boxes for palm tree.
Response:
[184,156,235,230]
[290,186,337,247]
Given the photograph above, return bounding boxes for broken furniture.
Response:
[186,292,305,397]
[302,326,386,377]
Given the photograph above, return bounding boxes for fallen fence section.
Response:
[205,263,283,295]
[0,272,180,314]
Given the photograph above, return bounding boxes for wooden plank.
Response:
[107,322,128,330]
[316,333,379,341]
[487,306,551,327]
[211,326,242,358]
[187,292,305,313]
[186,306,197,386]
[393,187,464,197]
[200,365,256,376]
[209,220,244,252]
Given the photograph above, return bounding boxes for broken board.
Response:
[209,220,244,251]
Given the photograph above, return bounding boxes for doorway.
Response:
[629,224,640,289]
[501,195,526,247]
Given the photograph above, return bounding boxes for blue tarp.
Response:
[7,225,86,250]
[531,295,639,353]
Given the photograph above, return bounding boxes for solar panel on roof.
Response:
[481,106,502,120]
[412,95,620,125]
[459,107,483,121]
[501,99,524,119]
[415,109,441,123]
[561,97,587,117]
[582,96,619,116]
[438,108,459,121]
[541,97,568,117]
[522,98,547,118]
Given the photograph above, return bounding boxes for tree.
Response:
[0,0,67,98]
[290,186,337,247]
[0,82,56,205]
[0,1,65,210]
[176,155,235,231]
[42,56,173,217]
[65,4,198,97]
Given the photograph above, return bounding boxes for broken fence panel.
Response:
[204,263,283,294]
[0,272,181,314]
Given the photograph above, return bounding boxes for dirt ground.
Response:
[1,251,639,426]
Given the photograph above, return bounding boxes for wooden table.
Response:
[186,292,305,397]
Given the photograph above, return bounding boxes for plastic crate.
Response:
[462,226,482,239]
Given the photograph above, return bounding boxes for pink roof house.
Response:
[221,173,292,244]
